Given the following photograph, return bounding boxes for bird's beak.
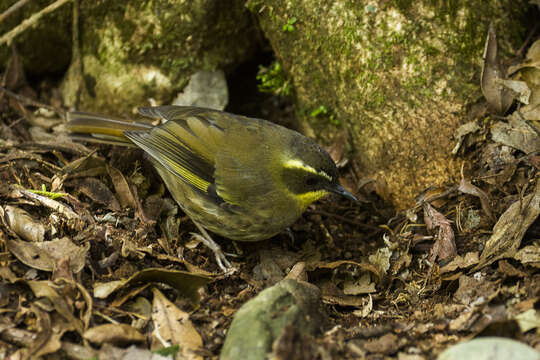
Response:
[330,184,358,202]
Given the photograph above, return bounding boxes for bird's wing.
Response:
[125,106,226,203]
[131,106,287,211]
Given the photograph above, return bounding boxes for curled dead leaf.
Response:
[423,203,457,262]
[93,268,211,305]
[481,23,513,114]
[3,205,45,242]
[84,323,145,345]
[458,179,494,221]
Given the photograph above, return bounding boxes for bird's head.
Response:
[279,139,357,209]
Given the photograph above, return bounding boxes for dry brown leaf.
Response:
[477,181,540,268]
[440,252,479,273]
[84,323,145,345]
[481,24,513,114]
[7,237,89,273]
[423,203,457,262]
[93,268,211,305]
[312,260,381,278]
[491,115,540,155]
[3,205,45,242]
[514,245,540,267]
[452,121,481,155]
[364,333,400,354]
[458,179,494,221]
[151,288,203,360]
[107,165,137,209]
[26,280,84,335]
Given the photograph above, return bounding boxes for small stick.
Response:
[0,85,60,113]
[0,0,72,47]
[0,0,31,25]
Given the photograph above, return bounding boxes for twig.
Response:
[0,0,31,25]
[0,0,72,47]
[0,85,60,113]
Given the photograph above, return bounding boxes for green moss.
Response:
[256,61,292,96]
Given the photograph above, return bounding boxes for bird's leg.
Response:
[191,222,236,274]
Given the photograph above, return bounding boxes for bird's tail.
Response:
[66,111,153,146]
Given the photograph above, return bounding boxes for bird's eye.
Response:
[305,177,318,186]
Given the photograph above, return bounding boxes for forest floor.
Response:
[0,44,539,359]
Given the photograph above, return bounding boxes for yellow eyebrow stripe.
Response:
[283,159,332,181]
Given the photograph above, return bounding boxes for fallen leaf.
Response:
[514,245,540,267]
[440,252,479,273]
[477,181,540,268]
[343,273,376,295]
[151,288,203,360]
[423,203,457,262]
[498,260,527,277]
[491,115,540,155]
[107,165,137,209]
[497,79,530,104]
[71,177,121,212]
[458,179,494,221]
[364,333,400,354]
[84,324,145,345]
[3,205,45,242]
[481,24,513,114]
[452,121,481,155]
[514,309,540,333]
[26,280,84,334]
[93,268,211,305]
[7,237,89,273]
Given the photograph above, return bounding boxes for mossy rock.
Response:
[249,0,528,207]
[61,0,258,116]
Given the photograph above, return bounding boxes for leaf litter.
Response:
[0,20,539,360]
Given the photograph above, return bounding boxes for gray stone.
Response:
[220,279,326,360]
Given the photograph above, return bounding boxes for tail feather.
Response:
[66,112,153,146]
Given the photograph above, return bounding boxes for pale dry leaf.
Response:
[514,309,540,333]
[27,280,84,334]
[491,114,540,155]
[477,181,540,268]
[84,324,145,345]
[497,79,531,104]
[7,237,88,273]
[440,252,480,273]
[151,288,203,360]
[514,245,540,267]
[343,273,376,295]
[452,121,481,155]
[3,205,45,242]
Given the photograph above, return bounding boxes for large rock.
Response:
[220,279,326,360]
[60,0,258,115]
[248,0,527,207]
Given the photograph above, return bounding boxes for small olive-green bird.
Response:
[67,106,356,271]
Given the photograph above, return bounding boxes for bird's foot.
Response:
[191,222,237,275]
